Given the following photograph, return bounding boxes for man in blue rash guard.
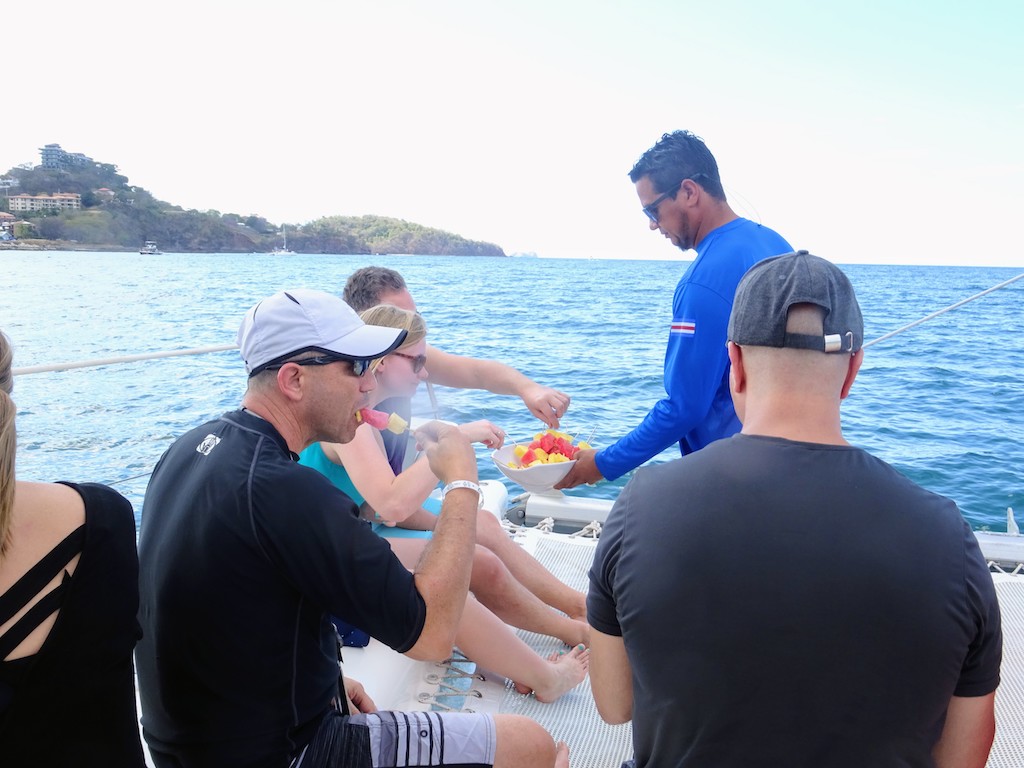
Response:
[586,252,1001,767]
[557,130,792,489]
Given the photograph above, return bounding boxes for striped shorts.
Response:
[291,709,497,768]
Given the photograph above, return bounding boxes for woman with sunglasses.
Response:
[299,304,589,703]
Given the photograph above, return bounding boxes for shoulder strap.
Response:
[0,571,72,660]
[0,525,85,626]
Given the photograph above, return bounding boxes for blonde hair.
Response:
[1,331,16,556]
[358,305,427,371]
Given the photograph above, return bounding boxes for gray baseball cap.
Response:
[728,250,863,353]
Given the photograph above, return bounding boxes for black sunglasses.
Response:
[391,351,427,373]
[259,354,373,377]
[641,174,707,224]
[642,181,682,224]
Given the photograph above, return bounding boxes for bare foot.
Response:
[533,645,590,703]
[556,617,591,648]
[554,740,570,768]
[513,679,532,695]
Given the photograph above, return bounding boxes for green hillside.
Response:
[0,160,505,256]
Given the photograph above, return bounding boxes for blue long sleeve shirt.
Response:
[595,218,792,481]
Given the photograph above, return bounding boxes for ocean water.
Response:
[4,251,1022,532]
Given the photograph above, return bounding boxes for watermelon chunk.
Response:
[358,408,408,434]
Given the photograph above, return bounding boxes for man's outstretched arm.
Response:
[425,344,570,428]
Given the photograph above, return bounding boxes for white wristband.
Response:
[442,480,482,506]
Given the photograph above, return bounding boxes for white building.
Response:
[8,193,82,212]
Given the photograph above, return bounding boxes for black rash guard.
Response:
[138,410,426,765]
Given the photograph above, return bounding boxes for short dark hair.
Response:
[628,130,726,201]
[343,267,407,312]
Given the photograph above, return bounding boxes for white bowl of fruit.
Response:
[491,430,592,494]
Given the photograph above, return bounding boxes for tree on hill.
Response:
[306,215,504,256]
[1,160,506,256]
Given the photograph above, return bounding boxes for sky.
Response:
[3,0,1021,266]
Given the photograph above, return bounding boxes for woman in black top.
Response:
[0,330,145,765]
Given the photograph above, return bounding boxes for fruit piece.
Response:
[551,437,573,457]
[386,412,409,434]
[511,429,593,466]
[358,408,407,434]
[357,408,388,429]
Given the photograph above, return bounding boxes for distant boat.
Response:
[271,226,295,255]
[140,240,162,255]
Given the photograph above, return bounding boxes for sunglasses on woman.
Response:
[391,351,427,373]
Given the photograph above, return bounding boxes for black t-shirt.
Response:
[589,433,1002,768]
[137,410,426,765]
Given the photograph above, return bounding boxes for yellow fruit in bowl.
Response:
[509,429,592,467]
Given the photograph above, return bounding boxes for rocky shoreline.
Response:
[0,240,138,252]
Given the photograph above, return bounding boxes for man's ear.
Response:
[840,349,864,400]
[680,177,701,206]
[727,342,746,393]
[276,364,306,402]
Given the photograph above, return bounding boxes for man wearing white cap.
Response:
[137,289,569,768]
[587,253,1001,767]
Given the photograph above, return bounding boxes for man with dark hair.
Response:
[137,289,570,768]
[344,266,569,429]
[344,266,571,472]
[587,252,1002,767]
[558,130,791,489]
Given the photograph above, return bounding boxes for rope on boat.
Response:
[988,561,1024,576]
[10,272,1022,376]
[864,271,1024,348]
[12,343,238,376]
[113,471,154,485]
[568,521,603,539]
[10,270,1021,511]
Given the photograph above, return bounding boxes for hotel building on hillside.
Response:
[8,192,82,212]
[39,143,94,170]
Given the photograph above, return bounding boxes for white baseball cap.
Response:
[238,289,406,375]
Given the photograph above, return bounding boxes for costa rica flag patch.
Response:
[671,319,696,336]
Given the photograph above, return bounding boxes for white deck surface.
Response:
[987,571,1024,767]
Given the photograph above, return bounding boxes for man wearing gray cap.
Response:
[137,289,569,767]
[586,253,1002,767]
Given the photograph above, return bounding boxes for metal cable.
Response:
[864,271,1024,348]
